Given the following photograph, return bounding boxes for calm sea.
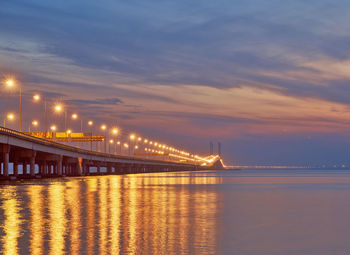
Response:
[1,169,350,254]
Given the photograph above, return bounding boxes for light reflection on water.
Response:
[5,169,350,254]
[0,171,220,255]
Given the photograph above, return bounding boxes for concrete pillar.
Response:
[3,151,9,177]
[77,157,83,176]
[107,164,112,174]
[13,162,18,177]
[57,155,63,176]
[30,155,36,177]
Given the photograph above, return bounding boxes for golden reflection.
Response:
[109,176,121,254]
[48,183,67,255]
[1,187,21,255]
[66,181,81,254]
[86,178,97,255]
[98,177,108,255]
[0,172,220,254]
[127,176,138,254]
[28,186,44,255]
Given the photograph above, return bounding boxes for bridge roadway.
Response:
[0,127,218,180]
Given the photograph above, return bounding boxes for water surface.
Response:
[1,169,350,254]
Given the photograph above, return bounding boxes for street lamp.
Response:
[4,78,22,132]
[101,124,107,153]
[29,120,39,132]
[54,104,67,131]
[3,113,15,128]
[87,120,94,151]
[129,134,135,156]
[32,93,48,133]
[109,139,114,154]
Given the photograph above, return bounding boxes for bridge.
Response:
[0,126,224,180]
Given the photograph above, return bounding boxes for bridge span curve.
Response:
[0,127,223,180]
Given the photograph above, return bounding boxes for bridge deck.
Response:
[0,127,221,180]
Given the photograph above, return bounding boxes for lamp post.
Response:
[4,79,22,131]
[3,113,15,128]
[101,124,107,153]
[29,120,39,132]
[111,128,119,155]
[129,134,135,156]
[33,93,48,134]
[88,120,93,151]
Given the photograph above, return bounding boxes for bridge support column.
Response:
[13,162,18,177]
[30,151,37,177]
[77,157,83,176]
[1,145,10,177]
[57,155,63,176]
[107,163,112,174]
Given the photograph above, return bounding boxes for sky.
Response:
[1,0,350,166]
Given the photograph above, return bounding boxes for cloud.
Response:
[66,98,123,106]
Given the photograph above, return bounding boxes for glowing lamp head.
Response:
[50,125,56,131]
[144,139,148,143]
[7,113,14,120]
[138,137,142,141]
[54,105,62,112]
[66,129,72,134]
[5,79,14,87]
[72,113,78,119]
[33,94,40,101]
[135,145,139,149]
[109,139,114,144]
[129,134,135,140]
[88,120,93,126]
[32,120,38,126]
[101,124,107,130]
[124,143,129,148]
[112,128,119,135]
[117,141,121,145]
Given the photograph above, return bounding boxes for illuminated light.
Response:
[88,121,93,126]
[109,139,114,144]
[134,145,138,149]
[72,113,78,119]
[123,143,129,148]
[144,148,147,151]
[150,141,153,145]
[5,79,14,87]
[154,142,158,146]
[144,139,148,143]
[129,134,135,140]
[50,125,57,131]
[101,125,107,130]
[32,120,39,126]
[33,94,40,101]
[54,105,62,112]
[7,113,15,120]
[117,141,121,145]
[112,128,119,135]
[162,145,166,149]
[158,145,161,148]
[66,129,72,134]
[137,137,142,141]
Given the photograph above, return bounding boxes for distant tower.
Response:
[210,142,213,155]
[218,142,221,157]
